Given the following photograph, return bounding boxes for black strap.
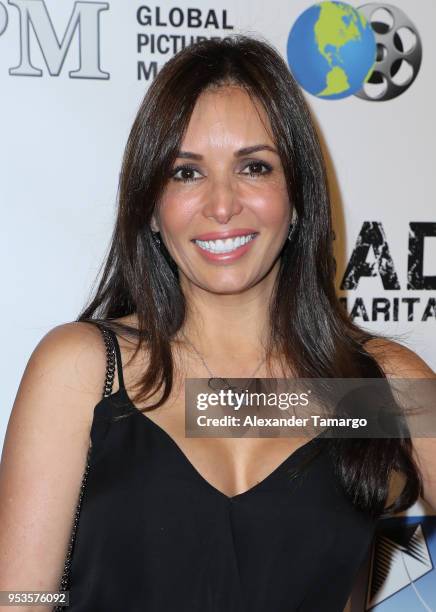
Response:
[55,322,117,607]
[94,323,115,397]
[54,320,128,608]
[104,326,125,392]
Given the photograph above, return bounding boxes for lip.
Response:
[191,228,259,241]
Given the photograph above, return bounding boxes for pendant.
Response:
[207,377,252,408]
[207,377,236,392]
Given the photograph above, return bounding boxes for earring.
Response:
[152,231,161,247]
[287,210,298,241]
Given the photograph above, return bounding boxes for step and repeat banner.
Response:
[1,1,435,610]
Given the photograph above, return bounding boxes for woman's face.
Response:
[151,85,292,294]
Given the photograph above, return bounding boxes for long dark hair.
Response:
[77,34,422,519]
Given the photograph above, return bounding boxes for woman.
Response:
[1,35,435,612]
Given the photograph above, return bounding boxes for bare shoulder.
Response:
[364,337,436,379]
[12,321,108,419]
[1,320,109,480]
[0,321,108,592]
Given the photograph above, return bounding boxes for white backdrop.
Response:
[1,1,435,610]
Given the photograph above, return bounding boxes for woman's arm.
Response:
[365,338,436,512]
[0,322,106,611]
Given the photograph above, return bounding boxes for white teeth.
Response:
[194,234,256,253]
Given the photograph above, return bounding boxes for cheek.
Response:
[158,192,198,235]
[249,184,290,227]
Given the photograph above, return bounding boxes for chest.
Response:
[130,379,318,499]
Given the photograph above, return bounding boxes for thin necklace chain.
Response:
[180,331,266,392]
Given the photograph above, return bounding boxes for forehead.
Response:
[181,85,274,148]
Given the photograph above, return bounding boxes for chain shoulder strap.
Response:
[53,323,116,610]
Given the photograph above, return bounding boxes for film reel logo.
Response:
[356,3,422,101]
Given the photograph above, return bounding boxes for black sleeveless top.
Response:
[55,324,378,612]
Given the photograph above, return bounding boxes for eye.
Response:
[240,160,273,178]
[171,164,202,183]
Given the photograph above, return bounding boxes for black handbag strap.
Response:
[53,322,116,609]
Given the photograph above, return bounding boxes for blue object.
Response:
[287,1,377,99]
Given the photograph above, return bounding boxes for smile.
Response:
[193,233,258,254]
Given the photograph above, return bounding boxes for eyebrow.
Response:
[176,144,278,160]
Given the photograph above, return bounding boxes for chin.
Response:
[200,273,263,294]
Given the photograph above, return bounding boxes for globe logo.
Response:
[287,1,377,100]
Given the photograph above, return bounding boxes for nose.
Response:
[202,175,243,225]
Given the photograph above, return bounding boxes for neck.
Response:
[176,262,280,375]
